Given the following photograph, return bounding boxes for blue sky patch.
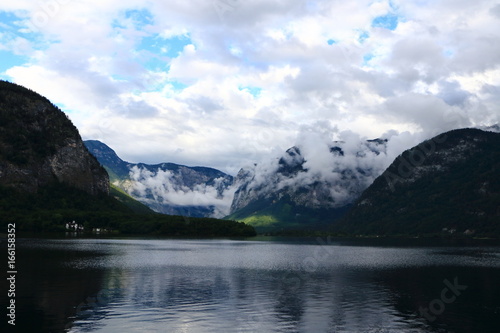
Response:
[358,31,369,43]
[162,35,191,58]
[147,56,169,70]
[125,9,153,30]
[0,11,21,30]
[112,8,153,30]
[136,34,191,75]
[327,39,337,45]
[239,86,262,97]
[111,18,125,30]
[138,34,191,59]
[372,13,399,30]
[0,50,28,73]
[170,81,187,91]
[138,35,161,53]
[362,53,374,66]
[0,12,30,73]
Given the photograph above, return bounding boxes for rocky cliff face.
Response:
[0,80,109,195]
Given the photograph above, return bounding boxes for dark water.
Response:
[2,237,500,332]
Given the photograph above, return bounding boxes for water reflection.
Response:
[0,240,107,333]
[6,238,500,333]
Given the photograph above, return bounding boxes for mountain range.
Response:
[84,137,393,230]
[86,127,499,236]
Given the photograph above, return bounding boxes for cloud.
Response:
[490,4,500,18]
[382,93,471,133]
[0,0,499,174]
[127,165,236,218]
[231,122,404,211]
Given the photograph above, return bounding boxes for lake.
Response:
[3,237,500,332]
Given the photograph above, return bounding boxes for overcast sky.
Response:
[1,0,499,174]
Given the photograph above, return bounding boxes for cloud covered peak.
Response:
[230,126,401,213]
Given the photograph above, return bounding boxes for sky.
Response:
[1,0,499,175]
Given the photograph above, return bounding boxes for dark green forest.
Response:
[0,182,256,237]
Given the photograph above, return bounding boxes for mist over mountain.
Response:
[84,140,235,218]
[226,128,419,230]
[232,139,385,211]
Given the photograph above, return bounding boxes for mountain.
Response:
[334,128,500,236]
[84,140,235,218]
[0,80,109,195]
[226,139,390,232]
[83,140,130,181]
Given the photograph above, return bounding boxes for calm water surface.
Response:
[3,237,500,332]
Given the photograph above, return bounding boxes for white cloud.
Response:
[230,123,402,211]
[0,0,499,174]
[127,165,236,217]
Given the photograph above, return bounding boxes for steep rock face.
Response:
[0,81,109,195]
[84,140,234,218]
[336,128,500,236]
